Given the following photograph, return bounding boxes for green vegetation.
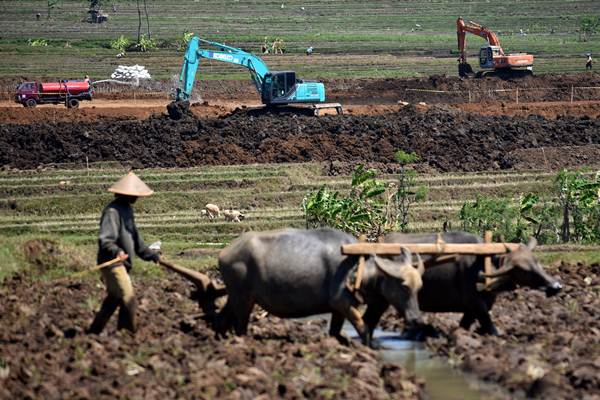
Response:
[27,38,48,47]
[135,34,157,52]
[110,35,130,53]
[0,0,599,79]
[459,170,600,244]
[580,16,600,42]
[303,165,388,238]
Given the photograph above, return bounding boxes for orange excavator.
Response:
[457,17,534,78]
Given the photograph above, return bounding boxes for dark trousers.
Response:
[587,61,593,70]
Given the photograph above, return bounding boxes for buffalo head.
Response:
[481,237,562,297]
[366,248,424,324]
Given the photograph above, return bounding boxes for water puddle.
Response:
[298,315,509,399]
[354,326,508,400]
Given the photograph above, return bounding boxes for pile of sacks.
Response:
[110,65,152,80]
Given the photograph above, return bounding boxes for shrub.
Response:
[177,31,194,51]
[137,34,157,52]
[303,164,388,239]
[110,35,130,53]
[28,39,48,47]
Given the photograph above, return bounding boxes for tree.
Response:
[389,150,427,232]
[580,16,600,42]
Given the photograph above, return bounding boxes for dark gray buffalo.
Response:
[384,231,562,335]
[215,228,424,347]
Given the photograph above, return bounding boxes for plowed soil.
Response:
[381,262,600,399]
[0,272,423,399]
[2,104,600,172]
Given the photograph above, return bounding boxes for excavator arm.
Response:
[176,37,270,101]
[457,17,502,65]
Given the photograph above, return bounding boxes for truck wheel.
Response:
[25,99,37,108]
[66,98,80,109]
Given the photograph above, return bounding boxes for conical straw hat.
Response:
[108,172,154,197]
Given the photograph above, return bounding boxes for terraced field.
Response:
[0,0,598,80]
[2,162,597,282]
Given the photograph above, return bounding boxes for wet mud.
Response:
[2,105,600,172]
[0,273,424,399]
[381,262,600,399]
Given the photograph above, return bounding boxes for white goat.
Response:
[201,203,220,220]
[223,209,245,223]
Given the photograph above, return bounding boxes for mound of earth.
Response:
[0,274,424,399]
[2,105,600,172]
[381,262,600,399]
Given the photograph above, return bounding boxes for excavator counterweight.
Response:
[456,17,534,78]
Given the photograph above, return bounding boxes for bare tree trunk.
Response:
[136,0,142,43]
[143,0,150,38]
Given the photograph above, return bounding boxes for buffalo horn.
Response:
[415,253,425,275]
[526,237,538,250]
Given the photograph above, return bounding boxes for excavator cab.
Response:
[261,71,297,104]
[478,45,497,69]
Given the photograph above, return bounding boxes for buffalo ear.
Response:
[373,255,407,280]
[526,237,537,250]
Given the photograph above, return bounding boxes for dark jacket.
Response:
[97,197,156,268]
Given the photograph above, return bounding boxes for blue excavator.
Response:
[172,37,342,117]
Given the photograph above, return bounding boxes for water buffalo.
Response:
[384,231,562,335]
[215,228,424,347]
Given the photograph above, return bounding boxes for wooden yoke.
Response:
[341,242,520,255]
[354,235,367,291]
[483,231,493,289]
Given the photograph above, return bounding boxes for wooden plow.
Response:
[342,232,520,291]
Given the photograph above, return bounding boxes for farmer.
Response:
[586,54,593,70]
[87,172,160,334]
[261,37,269,54]
[84,75,90,83]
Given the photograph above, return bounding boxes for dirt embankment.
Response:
[3,72,600,104]
[382,263,600,399]
[0,272,424,399]
[2,105,600,172]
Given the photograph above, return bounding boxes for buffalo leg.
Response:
[363,302,388,337]
[474,308,498,335]
[459,312,476,330]
[329,311,349,345]
[214,300,234,337]
[228,295,254,336]
[344,306,371,347]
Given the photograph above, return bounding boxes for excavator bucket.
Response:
[458,63,474,77]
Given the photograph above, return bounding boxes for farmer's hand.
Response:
[117,251,129,262]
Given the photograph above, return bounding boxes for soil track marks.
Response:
[0,274,423,399]
[382,262,600,399]
[2,105,600,172]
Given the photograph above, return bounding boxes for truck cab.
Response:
[15,82,40,107]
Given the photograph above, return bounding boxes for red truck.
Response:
[15,80,93,108]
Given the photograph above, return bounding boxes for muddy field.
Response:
[0,272,423,399]
[2,104,600,172]
[382,262,600,399]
